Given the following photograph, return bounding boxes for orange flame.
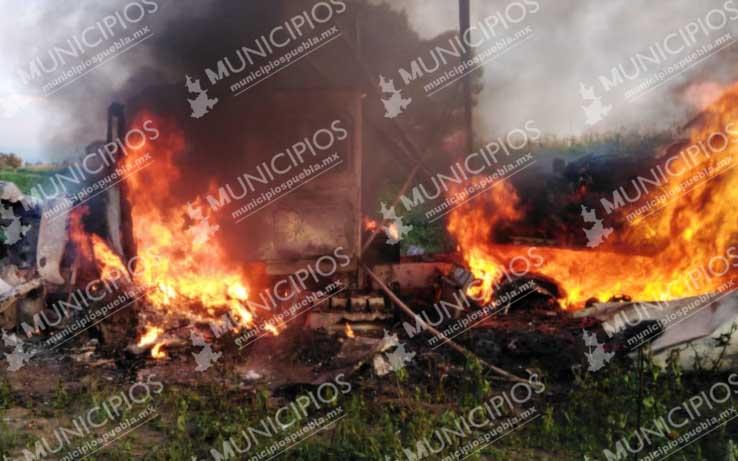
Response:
[137,326,163,348]
[90,235,128,281]
[263,322,281,336]
[116,112,257,354]
[151,343,167,359]
[449,84,738,309]
[68,208,128,281]
[137,326,167,359]
[365,215,399,240]
[364,216,379,231]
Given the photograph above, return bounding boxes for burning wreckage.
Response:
[1,84,738,385]
[7,0,738,459]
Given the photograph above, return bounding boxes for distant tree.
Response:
[5,154,22,169]
[0,153,23,169]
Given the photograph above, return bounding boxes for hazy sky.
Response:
[0,0,167,161]
[380,0,738,137]
[2,0,738,161]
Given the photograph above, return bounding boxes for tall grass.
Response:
[0,168,59,194]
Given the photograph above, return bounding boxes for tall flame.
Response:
[127,112,254,320]
[69,207,129,282]
[117,111,255,354]
[90,234,129,281]
[449,83,738,309]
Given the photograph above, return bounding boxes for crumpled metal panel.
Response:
[37,198,69,285]
[0,181,25,203]
[576,293,738,370]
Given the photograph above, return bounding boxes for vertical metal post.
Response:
[459,0,473,154]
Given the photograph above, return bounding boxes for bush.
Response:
[0,153,23,169]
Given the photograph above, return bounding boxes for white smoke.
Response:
[0,0,203,161]
[2,0,738,160]
[372,0,738,138]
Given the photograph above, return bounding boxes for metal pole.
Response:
[459,0,473,154]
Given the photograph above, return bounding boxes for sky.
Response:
[0,0,169,162]
[377,0,738,137]
[2,0,738,162]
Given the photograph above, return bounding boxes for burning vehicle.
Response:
[2,82,738,376]
[2,1,738,459]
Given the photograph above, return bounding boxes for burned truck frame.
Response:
[0,89,400,343]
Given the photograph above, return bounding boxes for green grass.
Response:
[2,355,735,461]
[141,358,738,460]
[0,168,60,194]
[529,130,675,159]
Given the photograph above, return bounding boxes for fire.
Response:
[137,327,167,358]
[228,283,248,301]
[66,111,260,358]
[365,215,399,240]
[449,84,738,309]
[151,343,167,359]
[344,323,355,338]
[113,111,257,354]
[263,322,281,336]
[90,235,129,281]
[68,207,129,281]
[137,326,163,348]
[364,216,379,231]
